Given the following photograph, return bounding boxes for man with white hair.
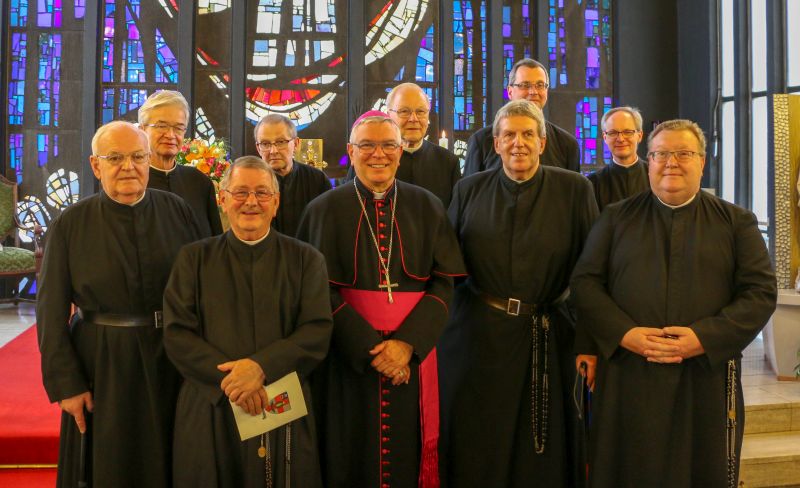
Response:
[297,111,465,488]
[139,90,222,236]
[588,106,649,211]
[37,121,202,487]
[346,83,461,206]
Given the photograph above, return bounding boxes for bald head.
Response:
[385,83,431,148]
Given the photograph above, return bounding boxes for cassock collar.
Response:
[149,163,177,174]
[403,140,424,154]
[611,157,645,171]
[353,177,397,202]
[225,229,275,256]
[99,189,150,211]
[653,191,700,211]
[498,165,542,193]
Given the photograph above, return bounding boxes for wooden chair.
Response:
[0,175,43,304]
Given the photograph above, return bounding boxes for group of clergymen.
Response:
[36,57,777,488]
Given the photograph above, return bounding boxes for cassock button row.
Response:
[382,449,391,455]
[380,246,387,251]
[381,401,390,407]
[379,211,386,217]
[379,222,386,228]
[381,424,390,431]
[377,202,384,208]
[379,233,386,239]
[382,437,390,443]
[382,484,390,488]
[382,413,390,418]
[383,472,391,479]
[382,461,391,466]
[382,389,390,395]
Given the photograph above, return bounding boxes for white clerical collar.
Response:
[236,228,270,245]
[150,163,177,174]
[372,190,386,199]
[612,158,639,168]
[656,193,697,209]
[403,141,423,154]
[108,191,146,206]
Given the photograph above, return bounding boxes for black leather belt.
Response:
[471,285,570,317]
[79,309,164,328]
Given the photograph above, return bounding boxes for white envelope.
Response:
[229,371,308,441]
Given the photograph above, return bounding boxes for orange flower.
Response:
[195,160,211,174]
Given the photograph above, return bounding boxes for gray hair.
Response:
[253,113,297,142]
[349,116,401,143]
[91,120,148,154]
[601,106,643,132]
[648,119,707,155]
[137,90,189,125]
[508,58,549,86]
[220,155,280,193]
[492,100,547,139]
[385,82,430,109]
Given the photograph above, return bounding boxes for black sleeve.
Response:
[463,132,485,177]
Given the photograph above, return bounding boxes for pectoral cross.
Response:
[378,270,398,303]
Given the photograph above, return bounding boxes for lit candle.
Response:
[439,130,448,150]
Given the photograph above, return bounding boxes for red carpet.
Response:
[0,325,61,465]
[0,468,57,487]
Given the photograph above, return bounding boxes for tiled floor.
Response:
[742,335,800,406]
[0,303,36,348]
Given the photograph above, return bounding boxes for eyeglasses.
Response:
[603,129,640,139]
[352,141,401,154]
[388,108,430,119]
[223,189,277,202]
[256,140,292,151]
[648,150,703,163]
[509,81,549,92]
[500,130,539,144]
[94,151,150,166]
[143,123,187,134]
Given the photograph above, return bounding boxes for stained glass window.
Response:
[243,0,349,176]
[366,1,440,148]
[45,169,81,210]
[193,1,232,143]
[100,0,180,123]
[16,196,51,243]
[453,0,487,152]
[576,96,612,172]
[547,0,567,88]
[502,0,534,100]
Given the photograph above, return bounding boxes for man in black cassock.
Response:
[345,82,462,207]
[587,106,649,211]
[440,100,598,488]
[570,119,777,488]
[296,111,465,488]
[163,156,332,488]
[463,58,580,176]
[140,90,223,237]
[255,114,331,237]
[36,121,202,488]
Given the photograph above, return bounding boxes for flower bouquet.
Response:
[175,138,231,203]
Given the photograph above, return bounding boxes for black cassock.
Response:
[274,160,331,237]
[569,191,777,488]
[163,231,332,488]
[439,166,598,488]
[148,164,223,237]
[586,157,649,211]
[36,190,202,488]
[345,140,462,207]
[463,121,580,176]
[296,178,466,488]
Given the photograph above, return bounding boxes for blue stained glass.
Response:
[37,134,49,167]
[416,26,435,83]
[395,66,406,81]
[102,2,115,82]
[37,0,62,28]
[102,88,115,123]
[11,0,29,26]
[37,33,62,127]
[75,0,85,18]
[9,134,24,184]
[155,28,178,83]
[9,33,27,125]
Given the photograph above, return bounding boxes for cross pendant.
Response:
[378,271,398,303]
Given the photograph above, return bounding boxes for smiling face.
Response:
[494,115,546,182]
[602,110,643,166]
[648,129,705,205]
[220,166,280,241]
[348,120,402,192]
[507,65,549,109]
[387,85,430,148]
[90,124,151,204]
[141,104,188,167]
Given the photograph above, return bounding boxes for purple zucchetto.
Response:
[352,110,391,130]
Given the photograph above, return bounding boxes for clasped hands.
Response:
[621,326,705,363]
[369,339,413,386]
[218,358,267,416]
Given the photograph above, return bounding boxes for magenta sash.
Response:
[339,288,440,488]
